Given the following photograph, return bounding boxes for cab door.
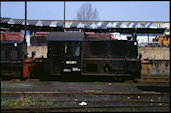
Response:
[62,41,81,74]
[49,42,64,75]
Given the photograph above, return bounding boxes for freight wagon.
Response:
[0,31,23,41]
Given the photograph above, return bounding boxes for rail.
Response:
[1,91,168,95]
[1,105,169,113]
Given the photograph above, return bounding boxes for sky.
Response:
[1,1,170,21]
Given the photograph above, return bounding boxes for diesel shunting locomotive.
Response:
[41,32,141,80]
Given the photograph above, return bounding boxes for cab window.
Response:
[65,42,80,57]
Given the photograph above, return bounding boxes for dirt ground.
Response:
[1,80,169,93]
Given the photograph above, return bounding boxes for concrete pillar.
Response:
[147,33,149,42]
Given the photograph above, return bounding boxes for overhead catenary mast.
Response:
[64,1,65,30]
[24,1,27,45]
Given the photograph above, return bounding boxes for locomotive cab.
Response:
[45,32,84,76]
[1,41,27,79]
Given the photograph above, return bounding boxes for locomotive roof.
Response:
[46,32,85,41]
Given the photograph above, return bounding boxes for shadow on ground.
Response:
[137,86,170,93]
[40,75,131,83]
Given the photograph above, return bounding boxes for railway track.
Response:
[1,91,169,112]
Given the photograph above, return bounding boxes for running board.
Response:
[81,73,130,76]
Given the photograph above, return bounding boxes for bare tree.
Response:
[76,2,99,21]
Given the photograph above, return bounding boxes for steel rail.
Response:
[1,105,169,112]
[1,91,168,95]
[37,100,169,103]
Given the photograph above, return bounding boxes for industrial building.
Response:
[0,17,170,46]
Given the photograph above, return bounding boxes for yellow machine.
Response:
[153,34,170,47]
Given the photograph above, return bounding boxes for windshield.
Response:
[64,42,80,57]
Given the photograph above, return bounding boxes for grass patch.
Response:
[13,96,36,107]
[39,100,54,106]
[1,99,14,107]
[1,96,36,108]
[45,101,53,106]
[1,97,56,108]
[94,81,104,85]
